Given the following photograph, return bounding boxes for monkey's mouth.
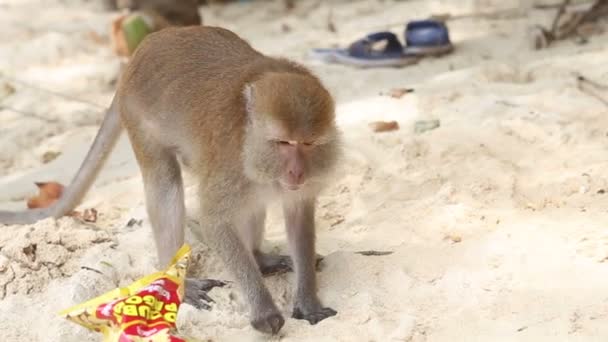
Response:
[279,181,302,191]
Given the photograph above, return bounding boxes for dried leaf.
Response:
[41,151,61,164]
[26,182,65,209]
[444,234,462,243]
[87,30,107,45]
[110,15,130,57]
[369,121,399,133]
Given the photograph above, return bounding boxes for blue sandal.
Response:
[309,20,453,67]
[403,20,453,56]
[309,31,419,68]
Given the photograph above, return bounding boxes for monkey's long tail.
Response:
[0,97,122,225]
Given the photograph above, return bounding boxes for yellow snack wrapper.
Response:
[60,244,192,342]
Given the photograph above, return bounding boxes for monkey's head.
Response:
[242,72,341,193]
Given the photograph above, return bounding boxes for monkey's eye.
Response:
[272,140,315,147]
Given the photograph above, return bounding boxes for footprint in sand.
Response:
[576,235,608,263]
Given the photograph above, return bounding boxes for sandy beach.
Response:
[2,0,608,341]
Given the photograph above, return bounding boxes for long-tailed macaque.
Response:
[0,26,340,334]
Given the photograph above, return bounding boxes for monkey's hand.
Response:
[292,302,337,325]
[184,278,226,310]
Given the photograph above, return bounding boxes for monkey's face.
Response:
[242,72,340,192]
[242,118,340,193]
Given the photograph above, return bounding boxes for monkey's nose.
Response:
[288,169,304,185]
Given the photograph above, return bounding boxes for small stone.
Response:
[414,120,440,133]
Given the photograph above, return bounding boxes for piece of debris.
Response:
[329,216,345,227]
[41,151,61,164]
[281,23,292,33]
[414,119,440,133]
[0,81,15,100]
[100,261,114,268]
[382,87,414,98]
[355,250,394,256]
[69,208,98,222]
[370,121,400,133]
[284,0,295,11]
[327,8,337,33]
[576,73,608,107]
[22,244,37,262]
[81,266,103,275]
[82,208,98,223]
[87,30,107,45]
[597,189,605,194]
[445,234,462,243]
[26,181,65,209]
[517,326,528,332]
[61,245,215,341]
[126,218,143,227]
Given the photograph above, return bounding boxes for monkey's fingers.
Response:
[184,277,226,310]
[197,279,227,291]
[292,306,337,325]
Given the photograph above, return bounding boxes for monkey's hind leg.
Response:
[238,207,320,276]
[129,135,222,310]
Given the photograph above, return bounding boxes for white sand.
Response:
[2,0,608,340]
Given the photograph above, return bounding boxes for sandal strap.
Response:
[348,31,403,58]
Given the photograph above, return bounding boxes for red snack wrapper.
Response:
[60,244,192,342]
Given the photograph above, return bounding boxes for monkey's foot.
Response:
[251,310,285,334]
[253,251,325,276]
[254,252,292,276]
[184,278,226,310]
[292,306,337,325]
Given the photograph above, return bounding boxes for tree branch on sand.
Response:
[531,0,608,49]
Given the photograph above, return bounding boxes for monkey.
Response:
[0,26,340,334]
[106,0,202,27]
